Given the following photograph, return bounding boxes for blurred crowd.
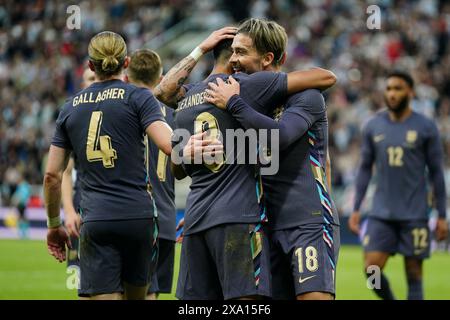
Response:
[1,0,449,215]
[0,0,194,205]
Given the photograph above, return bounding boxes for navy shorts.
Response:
[270,223,340,299]
[79,218,158,296]
[148,238,175,294]
[361,217,430,259]
[176,223,271,300]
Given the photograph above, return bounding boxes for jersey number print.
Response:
[86,111,118,168]
[194,112,225,173]
[387,146,404,167]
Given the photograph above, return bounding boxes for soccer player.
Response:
[204,18,340,300]
[348,71,448,300]
[44,31,173,300]
[154,27,336,300]
[62,67,96,273]
[125,49,177,300]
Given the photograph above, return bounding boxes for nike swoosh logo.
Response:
[298,275,316,284]
[374,135,385,143]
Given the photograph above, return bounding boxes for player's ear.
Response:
[123,56,130,69]
[88,60,95,72]
[279,52,287,66]
[226,61,234,75]
[261,52,275,69]
[157,74,163,84]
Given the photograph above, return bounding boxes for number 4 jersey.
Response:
[52,79,165,222]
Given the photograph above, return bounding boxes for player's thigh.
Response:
[79,221,122,297]
[297,291,333,300]
[120,218,158,291]
[123,282,149,300]
[399,220,430,260]
[280,223,338,298]
[362,217,398,257]
[364,251,391,272]
[205,223,272,300]
[89,293,122,300]
[176,232,223,300]
[148,238,175,295]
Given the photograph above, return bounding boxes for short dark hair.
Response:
[387,71,414,88]
[213,39,233,62]
[128,49,162,86]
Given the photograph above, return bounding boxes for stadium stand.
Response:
[0,0,449,227]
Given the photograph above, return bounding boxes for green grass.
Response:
[1,240,449,300]
[336,245,450,300]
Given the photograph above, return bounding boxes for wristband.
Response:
[47,216,62,228]
[189,46,203,62]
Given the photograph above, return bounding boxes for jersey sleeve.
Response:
[227,90,323,150]
[284,89,326,127]
[353,122,375,212]
[131,87,166,131]
[236,71,288,113]
[51,105,73,150]
[424,121,447,219]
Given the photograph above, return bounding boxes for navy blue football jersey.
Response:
[354,110,446,220]
[52,79,165,222]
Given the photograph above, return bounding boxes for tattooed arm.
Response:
[154,26,237,108]
[153,57,196,107]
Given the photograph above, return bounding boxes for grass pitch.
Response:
[1,239,449,300]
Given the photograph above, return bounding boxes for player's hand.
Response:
[435,217,449,241]
[205,76,240,109]
[64,211,81,238]
[47,226,72,263]
[183,131,224,162]
[176,218,184,243]
[182,131,212,160]
[198,27,237,54]
[348,211,361,235]
[202,138,224,159]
